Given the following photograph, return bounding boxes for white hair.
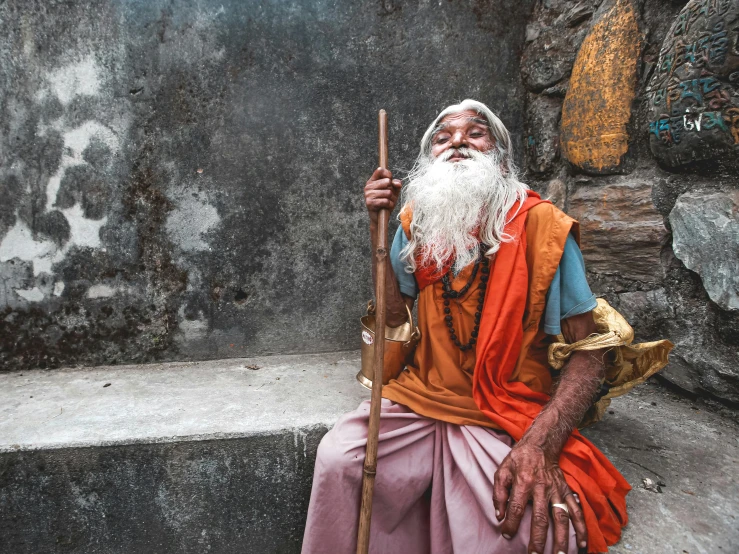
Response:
[400,99,529,274]
[419,99,518,176]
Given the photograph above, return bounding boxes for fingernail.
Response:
[495,510,500,518]
[580,541,587,547]
[502,533,511,540]
[558,551,567,554]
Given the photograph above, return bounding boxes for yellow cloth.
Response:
[549,298,674,427]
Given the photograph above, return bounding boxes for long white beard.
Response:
[399,148,529,275]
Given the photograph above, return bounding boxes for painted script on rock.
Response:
[647,0,739,167]
[560,0,642,174]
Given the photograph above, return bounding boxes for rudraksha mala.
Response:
[440,248,490,351]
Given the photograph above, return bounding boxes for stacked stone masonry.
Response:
[521,0,739,405]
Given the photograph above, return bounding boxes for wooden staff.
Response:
[356,109,390,554]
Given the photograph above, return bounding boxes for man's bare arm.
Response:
[518,313,605,462]
[493,310,606,554]
[365,167,415,326]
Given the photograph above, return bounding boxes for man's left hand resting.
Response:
[493,310,606,554]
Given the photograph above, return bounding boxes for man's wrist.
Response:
[518,407,568,461]
[517,427,550,453]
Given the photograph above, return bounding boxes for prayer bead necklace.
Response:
[441,249,490,352]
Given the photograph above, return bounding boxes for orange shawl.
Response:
[470,193,630,553]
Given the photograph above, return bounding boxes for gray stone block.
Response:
[670,190,739,312]
[0,351,368,553]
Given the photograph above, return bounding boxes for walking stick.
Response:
[356,109,390,554]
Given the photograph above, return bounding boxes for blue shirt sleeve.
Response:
[543,234,598,336]
[390,226,419,299]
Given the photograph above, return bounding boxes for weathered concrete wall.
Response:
[0,0,535,370]
[0,431,326,553]
[521,0,739,405]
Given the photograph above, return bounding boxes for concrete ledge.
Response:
[0,430,327,553]
[0,351,369,452]
[0,352,737,553]
[0,351,368,553]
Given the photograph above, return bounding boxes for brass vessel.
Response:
[357,301,420,389]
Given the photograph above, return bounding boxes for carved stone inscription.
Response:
[647,0,739,167]
[560,0,642,174]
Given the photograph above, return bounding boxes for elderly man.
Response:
[302,100,629,554]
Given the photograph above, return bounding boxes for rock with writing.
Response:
[669,190,739,311]
[560,0,642,174]
[647,0,739,168]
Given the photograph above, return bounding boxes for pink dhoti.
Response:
[302,399,577,554]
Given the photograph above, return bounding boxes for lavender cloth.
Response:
[302,399,577,554]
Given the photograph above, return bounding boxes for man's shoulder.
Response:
[525,200,575,230]
[522,199,579,283]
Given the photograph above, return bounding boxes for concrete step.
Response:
[0,351,369,554]
[0,352,737,553]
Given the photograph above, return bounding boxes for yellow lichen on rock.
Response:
[561,0,641,173]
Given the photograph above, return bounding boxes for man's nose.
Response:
[451,131,466,148]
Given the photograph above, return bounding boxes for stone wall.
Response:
[0,0,535,370]
[520,0,739,404]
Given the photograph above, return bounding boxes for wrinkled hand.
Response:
[493,443,588,554]
[364,168,401,225]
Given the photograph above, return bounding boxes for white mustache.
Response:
[438,147,473,161]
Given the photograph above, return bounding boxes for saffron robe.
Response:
[382,197,573,426]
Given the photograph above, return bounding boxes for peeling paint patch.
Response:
[0,218,56,276]
[15,287,45,302]
[46,121,120,211]
[176,306,209,343]
[86,284,118,299]
[165,194,220,252]
[62,204,107,250]
[38,56,102,105]
[0,205,106,278]
[53,282,65,297]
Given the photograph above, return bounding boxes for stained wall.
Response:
[0,0,535,369]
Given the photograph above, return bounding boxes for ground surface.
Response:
[581,383,738,554]
[0,351,736,553]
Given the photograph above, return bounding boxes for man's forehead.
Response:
[435,110,489,130]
